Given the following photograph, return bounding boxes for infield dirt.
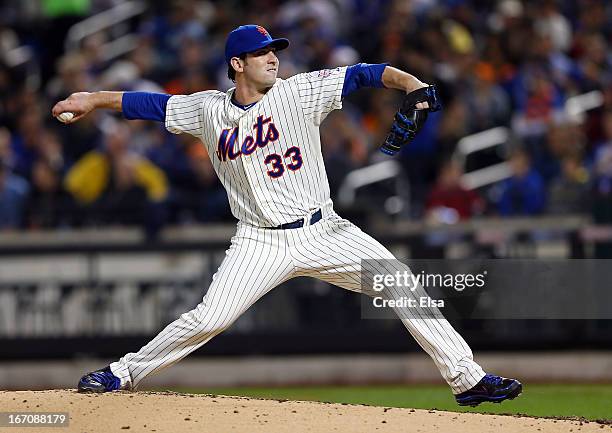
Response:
[0,390,608,433]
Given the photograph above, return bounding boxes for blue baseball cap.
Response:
[224,25,289,65]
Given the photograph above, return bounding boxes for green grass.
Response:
[168,384,612,421]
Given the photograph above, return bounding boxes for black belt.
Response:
[270,209,322,230]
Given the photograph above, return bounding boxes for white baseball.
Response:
[57,112,75,123]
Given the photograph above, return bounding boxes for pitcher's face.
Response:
[241,47,279,88]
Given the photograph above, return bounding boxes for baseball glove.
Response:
[380,85,442,156]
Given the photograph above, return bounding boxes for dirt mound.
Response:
[0,390,606,433]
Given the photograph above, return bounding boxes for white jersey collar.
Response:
[224,79,284,122]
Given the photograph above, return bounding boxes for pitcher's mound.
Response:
[0,390,605,433]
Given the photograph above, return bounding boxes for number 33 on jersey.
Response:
[164,67,346,228]
[215,114,303,178]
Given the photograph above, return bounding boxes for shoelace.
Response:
[89,371,120,390]
[481,374,504,387]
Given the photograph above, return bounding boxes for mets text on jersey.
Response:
[216,115,279,161]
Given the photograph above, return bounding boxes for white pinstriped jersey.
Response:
[165,67,347,227]
[112,68,488,394]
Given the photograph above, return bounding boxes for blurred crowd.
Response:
[1,0,612,236]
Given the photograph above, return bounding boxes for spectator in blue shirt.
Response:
[0,160,29,229]
[498,148,546,216]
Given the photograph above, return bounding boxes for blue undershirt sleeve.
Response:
[341,63,389,98]
[122,92,171,122]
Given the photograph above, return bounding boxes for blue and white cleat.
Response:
[455,374,522,407]
[77,366,122,393]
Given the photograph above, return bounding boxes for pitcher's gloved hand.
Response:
[380,85,442,156]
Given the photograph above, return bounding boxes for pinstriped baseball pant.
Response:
[110,213,486,393]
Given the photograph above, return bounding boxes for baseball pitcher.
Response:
[52,25,521,406]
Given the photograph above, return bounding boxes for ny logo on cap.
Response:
[256,26,269,37]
